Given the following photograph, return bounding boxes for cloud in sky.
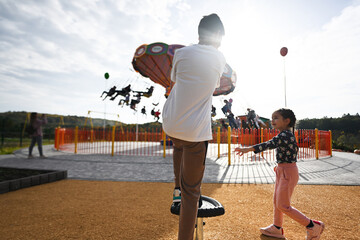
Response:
[0,0,359,124]
[285,4,360,118]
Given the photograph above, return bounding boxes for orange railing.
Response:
[318,130,332,158]
[54,127,332,165]
[55,127,167,156]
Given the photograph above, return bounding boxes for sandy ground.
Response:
[0,180,359,240]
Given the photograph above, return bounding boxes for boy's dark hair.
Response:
[275,108,296,128]
[198,14,225,40]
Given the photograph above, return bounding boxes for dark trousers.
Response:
[170,137,208,240]
[29,136,43,156]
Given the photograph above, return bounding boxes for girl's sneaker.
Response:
[173,188,181,204]
[306,220,325,240]
[260,225,285,239]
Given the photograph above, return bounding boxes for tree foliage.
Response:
[297,113,360,132]
[297,114,360,151]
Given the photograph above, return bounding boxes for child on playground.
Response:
[235,108,325,239]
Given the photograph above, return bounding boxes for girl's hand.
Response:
[234,147,254,156]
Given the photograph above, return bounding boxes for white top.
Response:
[162,44,226,142]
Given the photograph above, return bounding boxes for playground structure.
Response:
[84,110,123,131]
[132,42,236,97]
[238,115,270,128]
[54,126,332,165]
[217,115,271,130]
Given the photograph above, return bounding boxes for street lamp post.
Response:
[280,47,288,107]
[104,72,110,139]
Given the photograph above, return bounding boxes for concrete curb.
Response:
[0,169,67,194]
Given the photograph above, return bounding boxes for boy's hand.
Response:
[234,147,254,156]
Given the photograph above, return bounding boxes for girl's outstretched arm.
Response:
[234,146,255,156]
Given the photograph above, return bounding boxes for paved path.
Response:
[0,146,359,185]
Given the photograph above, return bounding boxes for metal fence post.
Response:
[111,126,115,156]
[260,128,264,158]
[54,127,58,150]
[163,130,166,158]
[217,126,220,158]
[19,123,23,147]
[315,128,319,159]
[75,126,78,154]
[329,130,332,157]
[90,128,94,143]
[1,118,4,146]
[228,126,231,165]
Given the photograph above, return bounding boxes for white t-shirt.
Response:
[162,44,226,142]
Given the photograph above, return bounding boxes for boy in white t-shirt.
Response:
[162,13,226,240]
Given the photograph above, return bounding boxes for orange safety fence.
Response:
[55,127,167,156]
[318,130,332,158]
[54,127,332,164]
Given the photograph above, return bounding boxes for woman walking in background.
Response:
[28,112,47,158]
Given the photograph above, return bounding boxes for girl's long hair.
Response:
[274,108,296,134]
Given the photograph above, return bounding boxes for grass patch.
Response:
[0,146,20,155]
[0,138,54,155]
[0,167,51,182]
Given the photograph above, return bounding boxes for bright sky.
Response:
[1,0,359,124]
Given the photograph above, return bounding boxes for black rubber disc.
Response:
[170,195,225,218]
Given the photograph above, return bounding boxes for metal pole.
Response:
[56,127,60,151]
[104,79,107,140]
[228,126,231,166]
[136,110,139,142]
[193,218,204,240]
[217,126,220,158]
[19,123,23,147]
[315,128,319,159]
[261,128,263,158]
[111,126,115,156]
[75,126,78,154]
[283,58,287,107]
[163,130,166,158]
[329,130,332,157]
[1,118,4,146]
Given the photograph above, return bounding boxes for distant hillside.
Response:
[0,111,162,138]
[0,111,120,128]
[297,113,360,132]
[297,114,360,151]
